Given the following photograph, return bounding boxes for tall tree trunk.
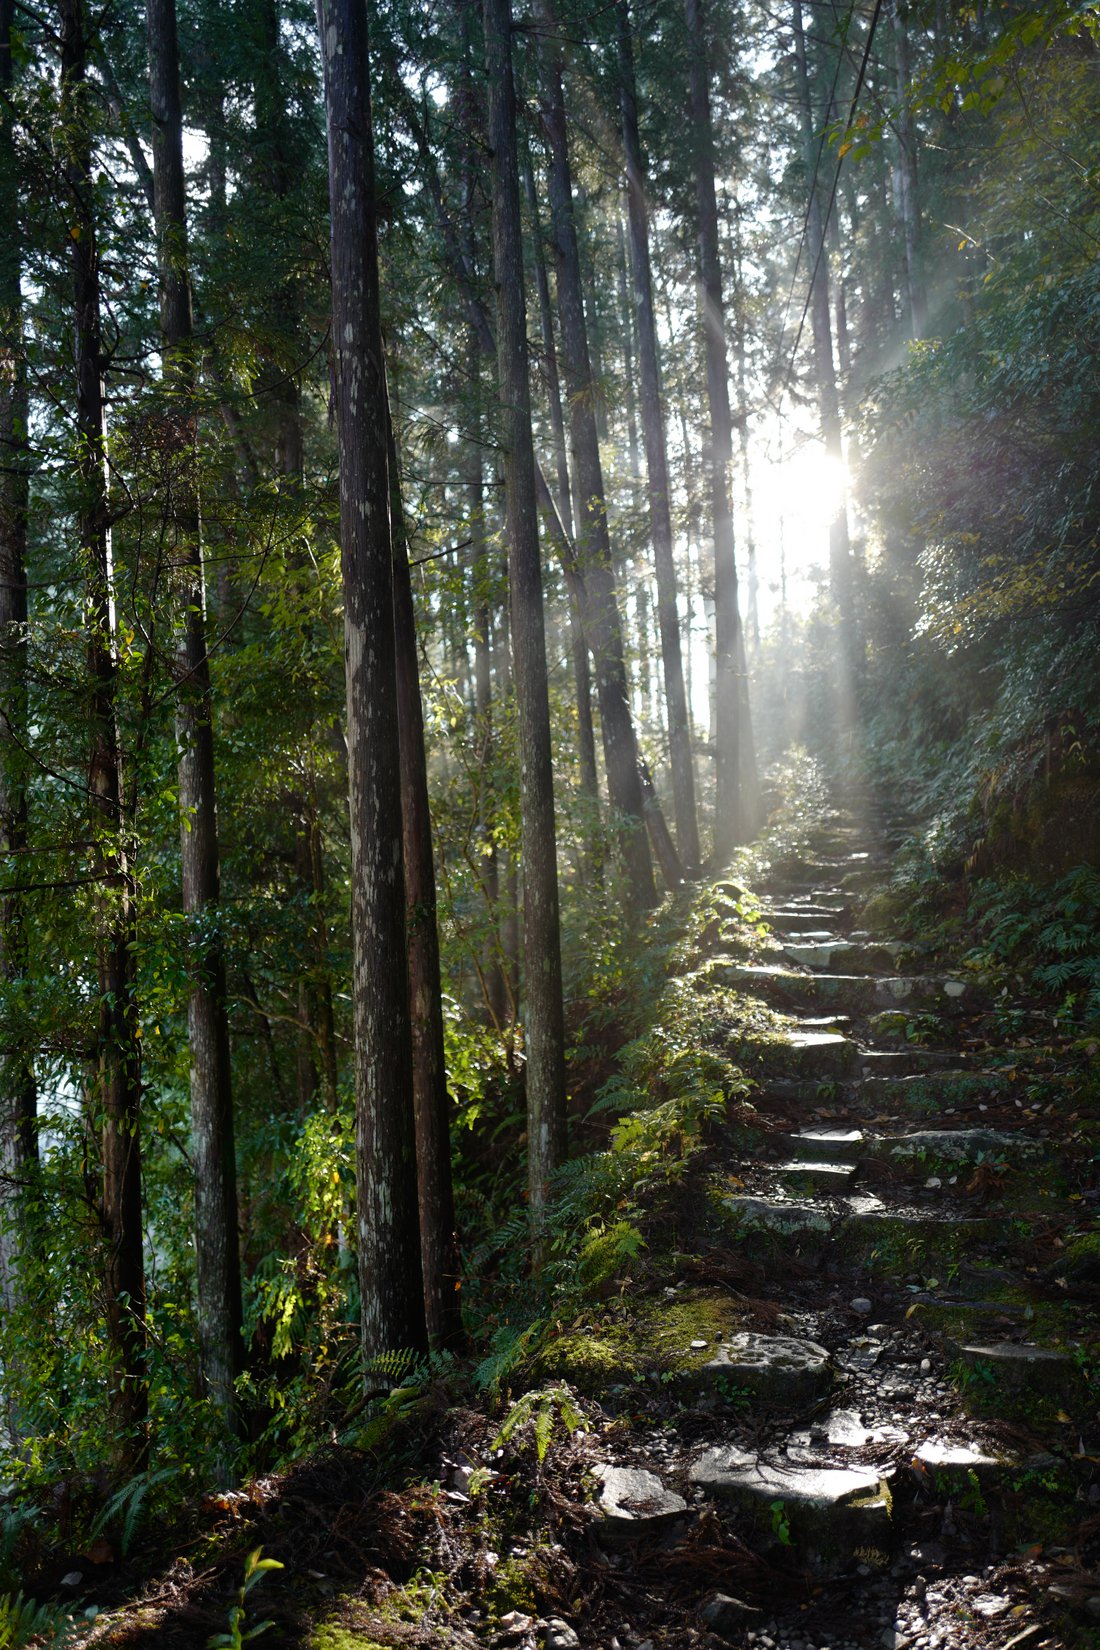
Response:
[521,147,600,811]
[59,0,148,1468]
[684,0,751,860]
[617,0,700,872]
[791,0,857,697]
[466,365,510,1028]
[483,0,568,1217]
[147,0,243,1442]
[0,0,37,1440]
[317,0,427,1358]
[891,0,925,338]
[536,1,656,909]
[387,411,464,1350]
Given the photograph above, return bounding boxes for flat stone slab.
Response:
[753,1028,861,1081]
[861,1049,959,1074]
[788,1128,864,1162]
[790,1408,909,1454]
[783,941,907,974]
[958,1342,1076,1391]
[873,976,979,1010]
[870,1128,1044,1163]
[914,1440,1006,1482]
[593,1464,687,1540]
[725,1195,832,1235]
[697,1332,834,1405]
[690,1447,893,1571]
[862,1072,1009,1106]
[772,1159,859,1192]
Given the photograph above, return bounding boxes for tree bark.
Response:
[791,0,857,696]
[890,0,926,339]
[483,0,568,1218]
[0,0,37,1440]
[684,0,750,861]
[59,0,148,1469]
[536,1,656,909]
[617,0,700,872]
[387,406,464,1351]
[147,0,244,1444]
[317,0,427,1359]
[521,148,600,811]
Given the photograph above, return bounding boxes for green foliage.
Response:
[964,867,1100,1025]
[0,1593,87,1650]
[491,1385,587,1466]
[207,1548,285,1650]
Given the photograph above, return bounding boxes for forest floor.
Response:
[44,799,1100,1650]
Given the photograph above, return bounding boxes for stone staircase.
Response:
[587,808,1099,1649]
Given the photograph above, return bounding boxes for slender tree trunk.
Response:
[618,0,700,871]
[147,0,243,1441]
[465,362,509,1028]
[521,147,600,810]
[791,0,857,694]
[317,0,427,1358]
[537,1,656,908]
[387,409,464,1351]
[684,0,751,860]
[483,0,568,1217]
[891,0,925,338]
[60,0,147,1468]
[0,0,37,1440]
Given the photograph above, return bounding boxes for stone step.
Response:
[860,1071,1010,1109]
[721,964,982,1017]
[593,1465,687,1542]
[745,1027,863,1082]
[787,1128,865,1162]
[865,1128,1048,1165]
[764,909,846,934]
[690,1447,894,1573]
[955,1341,1078,1394]
[691,1331,835,1405]
[781,939,911,974]
[725,1194,1015,1268]
[771,1159,860,1194]
[861,1049,960,1075]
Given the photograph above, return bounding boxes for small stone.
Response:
[544,1620,580,1650]
[60,1572,83,1590]
[851,1297,873,1315]
[920,1359,932,1374]
[500,1611,535,1635]
[690,1338,708,1350]
[699,1592,764,1637]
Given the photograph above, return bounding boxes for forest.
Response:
[1,0,1100,1640]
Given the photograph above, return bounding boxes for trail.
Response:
[580,798,1098,1650]
[78,799,1099,1650]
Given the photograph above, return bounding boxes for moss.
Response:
[536,1289,745,1390]
[310,1620,392,1650]
[485,1554,540,1620]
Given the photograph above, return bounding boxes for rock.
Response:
[500,1611,535,1635]
[544,1620,580,1650]
[697,1331,834,1405]
[594,1464,687,1541]
[957,1341,1075,1392]
[913,1440,1005,1483]
[851,1297,873,1315]
[690,1447,894,1573]
[724,1195,832,1236]
[772,1159,859,1193]
[60,1572,84,1590]
[698,1592,763,1636]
